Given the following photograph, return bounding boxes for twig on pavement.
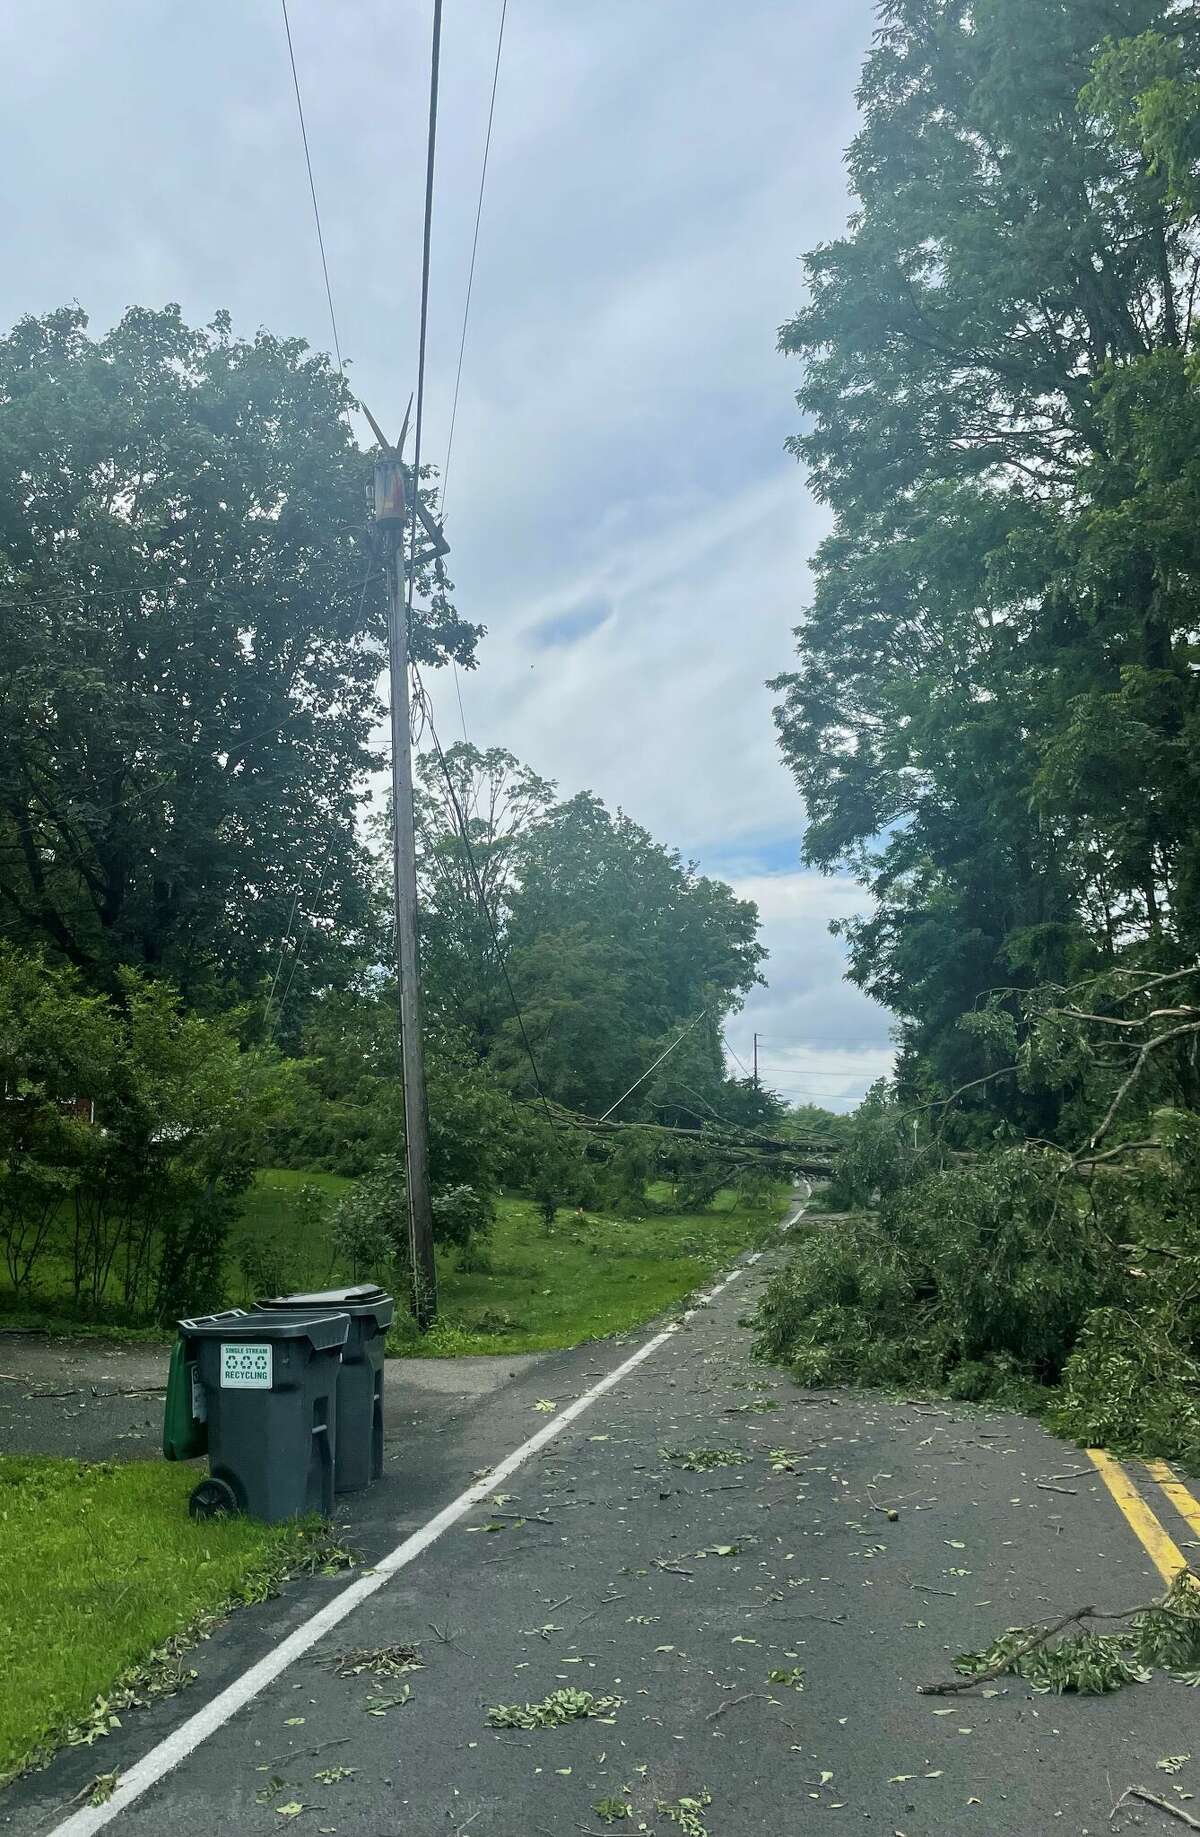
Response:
[1115,1787,1200,1830]
[918,1607,1091,1695]
[706,1692,760,1721]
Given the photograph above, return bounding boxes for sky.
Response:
[0,0,894,1112]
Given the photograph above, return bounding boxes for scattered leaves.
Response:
[325,1643,422,1680]
[656,1788,713,1837]
[659,1447,748,1472]
[486,1688,624,1729]
[364,1685,412,1715]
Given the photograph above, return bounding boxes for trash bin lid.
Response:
[179,1307,351,1352]
[255,1287,395,1334]
[259,1285,389,1308]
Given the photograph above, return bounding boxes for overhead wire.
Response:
[404,0,445,628]
[279,0,345,375]
[440,0,507,516]
[438,0,508,744]
[597,1009,710,1123]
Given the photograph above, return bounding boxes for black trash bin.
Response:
[257,1286,394,1493]
[179,1307,350,1522]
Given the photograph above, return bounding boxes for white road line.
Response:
[49,1264,746,1836]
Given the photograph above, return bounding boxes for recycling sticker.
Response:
[219,1341,273,1389]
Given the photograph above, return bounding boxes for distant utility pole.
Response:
[753,1032,759,1093]
[368,404,448,1330]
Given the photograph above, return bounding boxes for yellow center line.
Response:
[1087,1448,1187,1585]
[1144,1457,1200,1544]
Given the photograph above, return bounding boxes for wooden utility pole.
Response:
[753,1032,759,1093]
[371,429,440,1328]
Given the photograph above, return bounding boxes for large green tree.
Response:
[410,745,767,1118]
[0,303,479,1006]
[772,0,1200,1122]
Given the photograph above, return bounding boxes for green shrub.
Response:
[327,1160,495,1287]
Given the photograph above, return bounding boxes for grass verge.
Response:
[0,1456,339,1785]
[386,1188,781,1357]
[1,1176,783,1356]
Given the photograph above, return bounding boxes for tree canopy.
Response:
[0,303,479,1007]
[772,0,1200,1123]
[411,742,767,1120]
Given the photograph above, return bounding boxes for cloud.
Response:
[722,872,896,1112]
[530,596,613,649]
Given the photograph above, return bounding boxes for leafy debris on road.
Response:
[323,1642,423,1680]
[364,1686,412,1715]
[486,1688,624,1728]
[86,1771,118,1806]
[920,1570,1200,1695]
[594,1797,632,1822]
[655,1789,713,1836]
[660,1446,748,1471]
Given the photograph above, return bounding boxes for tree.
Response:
[501,793,766,1116]
[0,944,290,1318]
[410,742,555,1052]
[408,754,767,1120]
[771,0,1200,1125]
[0,303,480,1008]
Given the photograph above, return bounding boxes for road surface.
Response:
[9,1240,1200,1837]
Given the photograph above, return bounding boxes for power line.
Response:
[440,0,508,514]
[750,1034,894,1048]
[404,0,445,628]
[279,0,344,374]
[436,0,507,745]
[598,1009,710,1123]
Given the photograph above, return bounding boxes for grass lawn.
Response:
[229,1172,781,1355]
[387,1188,780,1355]
[0,1172,783,1355]
[0,1456,322,1785]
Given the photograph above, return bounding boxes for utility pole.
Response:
[753,1032,759,1093]
[369,412,446,1330]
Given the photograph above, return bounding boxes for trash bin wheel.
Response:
[189,1476,239,1520]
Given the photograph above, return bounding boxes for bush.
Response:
[0,947,291,1320]
[234,1232,296,1304]
[431,1184,494,1251]
[327,1159,495,1286]
[327,1156,404,1283]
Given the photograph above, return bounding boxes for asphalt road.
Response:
[10,1242,1200,1837]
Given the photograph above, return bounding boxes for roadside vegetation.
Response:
[0,1457,337,1785]
[0,303,826,1361]
[2,1171,784,1356]
[759,2,1200,1471]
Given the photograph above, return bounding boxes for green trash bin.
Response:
[257,1286,394,1493]
[178,1307,350,1522]
[163,1311,249,1461]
